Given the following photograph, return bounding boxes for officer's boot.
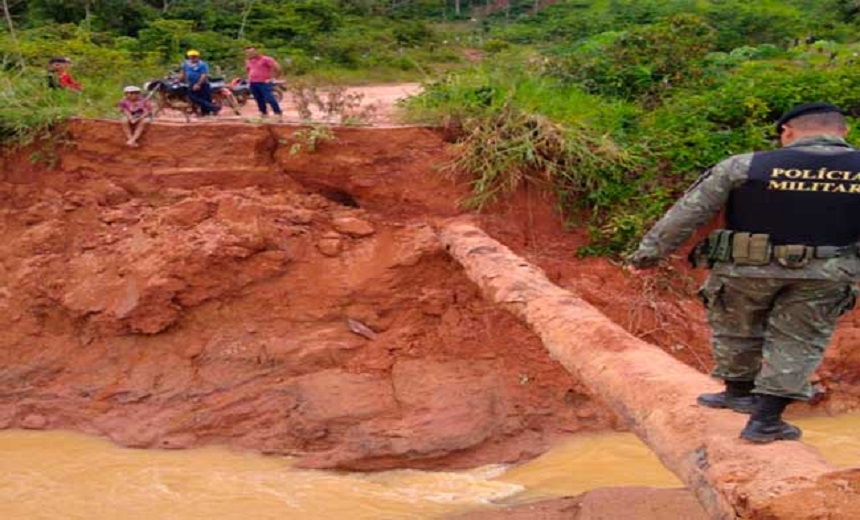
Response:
[740,395,802,443]
[697,380,757,414]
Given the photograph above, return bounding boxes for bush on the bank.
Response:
[406,44,860,255]
[404,60,644,244]
[0,73,75,145]
[448,102,639,214]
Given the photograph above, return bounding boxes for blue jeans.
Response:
[250,82,282,115]
[188,82,220,116]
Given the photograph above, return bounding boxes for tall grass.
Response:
[404,55,639,131]
[449,102,639,213]
[0,68,149,146]
[403,57,644,248]
[0,73,76,145]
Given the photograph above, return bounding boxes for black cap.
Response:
[776,102,845,133]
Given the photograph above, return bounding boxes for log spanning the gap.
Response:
[439,221,860,520]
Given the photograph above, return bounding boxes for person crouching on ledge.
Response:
[118,85,153,147]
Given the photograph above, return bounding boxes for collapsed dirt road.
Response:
[0,121,614,470]
[2,116,860,479]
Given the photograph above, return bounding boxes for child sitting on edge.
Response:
[118,86,153,147]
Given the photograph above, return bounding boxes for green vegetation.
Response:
[0,0,463,144]
[404,0,860,254]
[6,0,860,255]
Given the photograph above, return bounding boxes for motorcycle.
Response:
[209,76,242,115]
[228,77,252,107]
[230,78,286,107]
[144,71,241,119]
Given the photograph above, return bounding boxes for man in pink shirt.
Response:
[245,47,283,120]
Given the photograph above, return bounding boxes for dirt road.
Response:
[155,82,423,127]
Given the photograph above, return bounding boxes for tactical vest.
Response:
[727,146,860,246]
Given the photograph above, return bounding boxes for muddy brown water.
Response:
[1,414,858,520]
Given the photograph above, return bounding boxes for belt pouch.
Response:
[747,234,771,265]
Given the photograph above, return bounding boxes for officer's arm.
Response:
[628,154,751,268]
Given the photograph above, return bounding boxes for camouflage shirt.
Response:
[629,135,860,281]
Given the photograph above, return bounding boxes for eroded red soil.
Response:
[1,119,858,471]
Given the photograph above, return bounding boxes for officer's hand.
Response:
[624,252,660,273]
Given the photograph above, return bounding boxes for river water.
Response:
[1,414,858,520]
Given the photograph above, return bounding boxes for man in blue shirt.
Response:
[179,50,220,116]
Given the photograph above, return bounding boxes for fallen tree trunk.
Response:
[439,221,860,520]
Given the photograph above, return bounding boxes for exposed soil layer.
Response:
[1,119,859,471]
[0,121,614,470]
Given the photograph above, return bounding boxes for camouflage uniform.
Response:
[630,135,860,400]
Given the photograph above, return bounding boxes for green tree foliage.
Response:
[703,2,804,51]
[5,0,449,74]
[553,14,716,101]
[406,0,860,254]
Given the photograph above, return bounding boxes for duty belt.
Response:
[689,230,859,268]
[802,245,857,258]
[769,244,855,268]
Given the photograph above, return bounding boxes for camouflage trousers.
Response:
[700,274,857,400]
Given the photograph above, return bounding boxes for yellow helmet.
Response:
[186,49,200,57]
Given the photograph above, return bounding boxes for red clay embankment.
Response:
[1,119,859,475]
[0,120,613,470]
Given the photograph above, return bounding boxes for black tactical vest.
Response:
[727,146,860,246]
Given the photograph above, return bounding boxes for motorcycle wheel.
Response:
[219,91,242,116]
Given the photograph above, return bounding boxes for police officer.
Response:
[628,102,860,443]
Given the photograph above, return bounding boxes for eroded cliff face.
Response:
[0,121,616,470]
[1,120,859,471]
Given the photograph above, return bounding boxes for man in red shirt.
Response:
[48,57,82,91]
[244,47,283,120]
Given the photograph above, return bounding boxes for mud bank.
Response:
[1,120,859,471]
[0,120,614,470]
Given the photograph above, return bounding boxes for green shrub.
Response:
[703,1,806,51]
[0,72,76,145]
[404,59,646,252]
[447,101,639,213]
[483,39,510,54]
[393,21,434,46]
[641,60,860,177]
[552,14,717,101]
